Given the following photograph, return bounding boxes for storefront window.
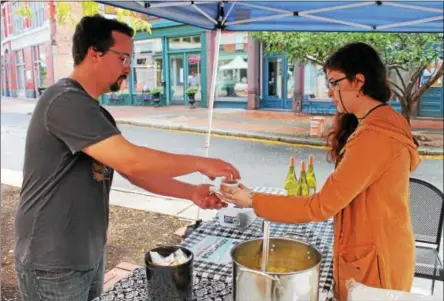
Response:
[216,32,248,100]
[304,63,329,99]
[11,2,24,34]
[29,2,45,28]
[169,36,201,50]
[287,64,295,99]
[15,50,26,91]
[133,39,163,93]
[32,45,48,88]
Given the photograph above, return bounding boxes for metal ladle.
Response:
[261,220,271,272]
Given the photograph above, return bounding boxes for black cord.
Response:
[338,90,349,114]
[358,103,387,121]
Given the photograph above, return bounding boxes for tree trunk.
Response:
[400,97,412,125]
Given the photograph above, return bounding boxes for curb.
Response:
[116,120,329,148]
[104,262,142,292]
[116,120,444,157]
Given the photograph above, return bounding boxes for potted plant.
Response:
[141,88,152,102]
[186,87,199,108]
[150,87,163,105]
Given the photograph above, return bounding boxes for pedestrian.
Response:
[14,15,240,301]
[221,42,421,301]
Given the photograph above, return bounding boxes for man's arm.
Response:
[82,135,237,180]
[126,173,195,200]
[124,174,226,209]
[45,91,239,182]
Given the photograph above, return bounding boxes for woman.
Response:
[222,42,421,301]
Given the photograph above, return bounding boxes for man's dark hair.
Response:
[72,14,134,66]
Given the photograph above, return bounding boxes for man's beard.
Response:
[109,75,127,92]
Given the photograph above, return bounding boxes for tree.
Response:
[253,32,443,123]
[17,1,151,33]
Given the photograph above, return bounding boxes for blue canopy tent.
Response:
[96,0,443,217]
[97,1,443,33]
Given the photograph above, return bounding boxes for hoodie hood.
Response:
[356,105,421,172]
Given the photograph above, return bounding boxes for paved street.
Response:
[1,111,443,193]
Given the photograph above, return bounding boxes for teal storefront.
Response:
[100,20,250,109]
[100,20,209,108]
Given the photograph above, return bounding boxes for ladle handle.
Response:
[238,266,280,282]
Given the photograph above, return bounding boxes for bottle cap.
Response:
[309,155,314,166]
[290,156,295,167]
[301,161,306,172]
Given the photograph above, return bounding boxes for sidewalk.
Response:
[2,97,443,156]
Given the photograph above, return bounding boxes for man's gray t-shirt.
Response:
[15,78,121,271]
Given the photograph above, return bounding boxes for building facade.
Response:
[100,20,253,109]
[0,2,123,98]
[2,3,441,117]
[101,18,443,117]
[1,1,55,98]
[99,19,341,113]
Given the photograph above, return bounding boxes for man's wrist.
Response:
[193,156,205,174]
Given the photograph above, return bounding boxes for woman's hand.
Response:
[220,184,254,208]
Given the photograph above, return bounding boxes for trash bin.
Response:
[309,117,325,137]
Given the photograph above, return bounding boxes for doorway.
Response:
[262,55,294,110]
[169,53,201,105]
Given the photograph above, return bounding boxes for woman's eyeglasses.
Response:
[326,76,348,90]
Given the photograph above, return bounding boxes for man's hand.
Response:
[191,184,228,209]
[197,158,241,181]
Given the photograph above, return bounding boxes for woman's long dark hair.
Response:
[324,42,392,163]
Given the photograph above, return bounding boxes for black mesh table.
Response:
[95,187,335,301]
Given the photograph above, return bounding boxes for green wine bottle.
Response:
[307,155,317,195]
[284,156,298,196]
[297,161,310,197]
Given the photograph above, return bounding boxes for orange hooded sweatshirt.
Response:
[252,105,421,301]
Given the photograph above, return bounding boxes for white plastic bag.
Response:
[150,249,191,266]
[347,279,433,301]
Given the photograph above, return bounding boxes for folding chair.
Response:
[409,177,444,294]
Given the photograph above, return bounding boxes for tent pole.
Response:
[204,29,222,159]
[196,28,222,220]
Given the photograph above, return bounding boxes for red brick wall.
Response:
[6,44,18,93]
[2,42,16,92]
[1,2,13,38]
[1,5,7,38]
[7,3,13,36]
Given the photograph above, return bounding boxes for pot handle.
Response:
[283,232,309,243]
[238,266,280,282]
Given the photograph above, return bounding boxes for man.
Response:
[14,15,240,301]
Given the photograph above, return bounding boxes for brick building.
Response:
[1,1,55,98]
[0,2,110,98]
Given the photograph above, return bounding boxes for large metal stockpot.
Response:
[231,235,322,301]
